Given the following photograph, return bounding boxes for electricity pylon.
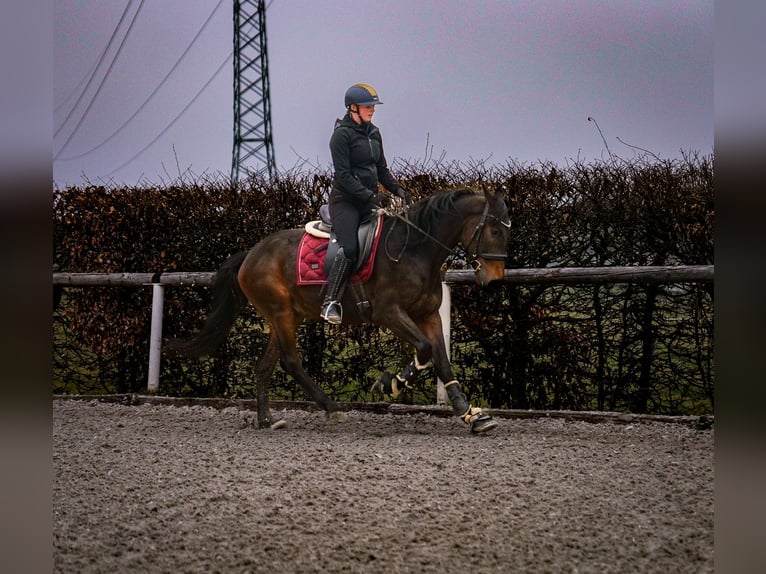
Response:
[232,0,275,181]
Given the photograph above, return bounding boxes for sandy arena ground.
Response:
[53,399,713,573]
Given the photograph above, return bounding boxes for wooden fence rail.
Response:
[53,265,714,395]
[53,265,714,287]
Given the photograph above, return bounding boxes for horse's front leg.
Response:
[375,310,497,433]
[417,312,498,434]
[373,349,429,401]
[372,307,434,400]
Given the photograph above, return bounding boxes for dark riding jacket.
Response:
[329,113,403,206]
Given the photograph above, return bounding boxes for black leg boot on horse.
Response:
[321,248,354,324]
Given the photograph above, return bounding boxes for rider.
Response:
[321,83,410,324]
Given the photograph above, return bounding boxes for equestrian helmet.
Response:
[344,83,383,107]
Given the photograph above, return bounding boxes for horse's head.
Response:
[461,190,511,286]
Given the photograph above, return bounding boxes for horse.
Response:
[168,186,511,433]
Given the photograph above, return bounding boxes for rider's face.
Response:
[352,104,376,124]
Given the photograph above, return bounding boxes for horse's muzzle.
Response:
[474,256,506,286]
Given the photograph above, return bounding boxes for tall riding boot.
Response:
[321,248,354,324]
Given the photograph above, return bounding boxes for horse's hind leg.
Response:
[271,311,342,419]
[253,334,280,429]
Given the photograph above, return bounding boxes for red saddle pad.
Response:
[296,222,383,286]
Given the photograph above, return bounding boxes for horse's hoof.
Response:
[270,419,287,430]
[470,413,498,434]
[327,411,347,423]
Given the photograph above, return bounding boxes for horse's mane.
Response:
[406,187,483,235]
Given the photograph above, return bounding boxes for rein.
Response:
[383,196,511,268]
[385,211,455,263]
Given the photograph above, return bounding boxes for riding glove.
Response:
[394,187,411,205]
[370,193,391,208]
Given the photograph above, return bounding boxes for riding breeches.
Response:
[328,195,369,263]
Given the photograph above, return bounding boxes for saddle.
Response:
[303,206,384,278]
[297,206,384,286]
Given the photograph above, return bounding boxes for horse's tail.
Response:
[166,251,249,357]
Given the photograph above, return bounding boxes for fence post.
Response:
[146,282,164,392]
[436,282,451,406]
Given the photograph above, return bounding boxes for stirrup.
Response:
[321,301,343,324]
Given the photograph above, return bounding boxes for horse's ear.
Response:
[492,183,508,201]
[475,178,494,199]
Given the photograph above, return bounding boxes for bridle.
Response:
[385,197,511,270]
[463,199,512,270]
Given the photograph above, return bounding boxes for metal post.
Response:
[436,282,451,405]
[147,283,164,392]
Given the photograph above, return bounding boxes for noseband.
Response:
[463,200,512,270]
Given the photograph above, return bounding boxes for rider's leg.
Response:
[321,248,354,324]
[321,198,359,324]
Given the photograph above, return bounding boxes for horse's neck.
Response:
[403,200,480,268]
[430,195,485,252]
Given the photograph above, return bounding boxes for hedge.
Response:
[53,154,713,415]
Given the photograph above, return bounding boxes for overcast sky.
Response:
[52,0,713,188]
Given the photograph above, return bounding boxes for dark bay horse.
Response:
[169,187,511,433]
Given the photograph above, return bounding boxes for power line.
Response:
[106,51,232,177]
[54,0,146,159]
[56,0,226,162]
[54,1,135,136]
[55,57,99,115]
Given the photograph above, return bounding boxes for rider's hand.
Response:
[394,187,411,206]
[370,193,390,208]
